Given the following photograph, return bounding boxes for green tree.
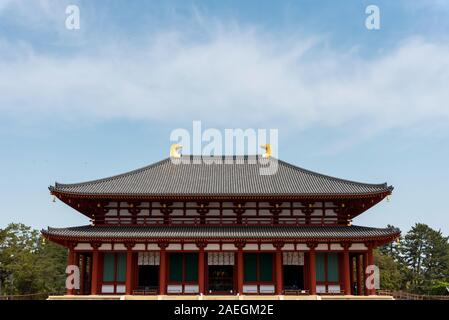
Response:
[375,249,406,291]
[0,223,67,297]
[377,225,408,291]
[34,240,68,294]
[379,225,403,262]
[422,229,449,282]
[0,227,7,296]
[401,223,449,294]
[377,223,449,295]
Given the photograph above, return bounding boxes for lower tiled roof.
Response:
[42,225,400,241]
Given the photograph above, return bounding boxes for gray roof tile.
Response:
[50,156,392,197]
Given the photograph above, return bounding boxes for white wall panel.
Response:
[350,243,367,251]
[222,244,237,251]
[316,244,329,251]
[166,244,182,250]
[183,244,199,250]
[99,243,112,251]
[133,244,146,251]
[205,244,220,251]
[296,244,309,251]
[75,243,92,251]
[147,244,160,251]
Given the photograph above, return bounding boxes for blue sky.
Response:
[0,0,448,235]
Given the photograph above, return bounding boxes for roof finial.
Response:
[170,144,182,158]
[261,144,272,158]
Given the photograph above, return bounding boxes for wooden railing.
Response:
[0,292,53,300]
[283,289,310,295]
[377,289,449,300]
[94,216,343,226]
[132,287,158,295]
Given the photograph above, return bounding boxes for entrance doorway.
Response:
[282,252,305,293]
[208,265,234,294]
[137,265,159,292]
[283,265,304,291]
[136,252,160,294]
[207,252,235,294]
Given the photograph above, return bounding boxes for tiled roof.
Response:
[42,225,400,241]
[50,156,392,197]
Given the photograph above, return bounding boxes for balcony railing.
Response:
[93,216,343,226]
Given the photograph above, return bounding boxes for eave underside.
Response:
[51,192,391,224]
[51,190,392,200]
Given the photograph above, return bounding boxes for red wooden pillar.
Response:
[197,242,206,295]
[357,254,363,295]
[275,242,284,295]
[79,254,85,295]
[125,243,135,295]
[158,242,168,295]
[342,244,351,295]
[74,251,79,266]
[349,254,354,295]
[367,244,375,295]
[74,252,80,294]
[236,241,245,295]
[362,252,368,295]
[307,243,317,295]
[66,245,75,295]
[91,244,100,295]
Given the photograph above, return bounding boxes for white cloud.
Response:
[0,28,448,134]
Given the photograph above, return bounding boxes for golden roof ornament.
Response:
[170,144,182,158]
[261,144,272,158]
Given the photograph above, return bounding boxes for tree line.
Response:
[0,223,66,297]
[377,223,449,295]
[0,222,448,297]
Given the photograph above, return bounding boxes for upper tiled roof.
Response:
[42,225,400,241]
[50,156,392,197]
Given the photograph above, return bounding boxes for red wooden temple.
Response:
[42,150,400,296]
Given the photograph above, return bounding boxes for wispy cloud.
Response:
[1,1,448,139]
[1,28,448,133]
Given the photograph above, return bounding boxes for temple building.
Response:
[42,147,400,297]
